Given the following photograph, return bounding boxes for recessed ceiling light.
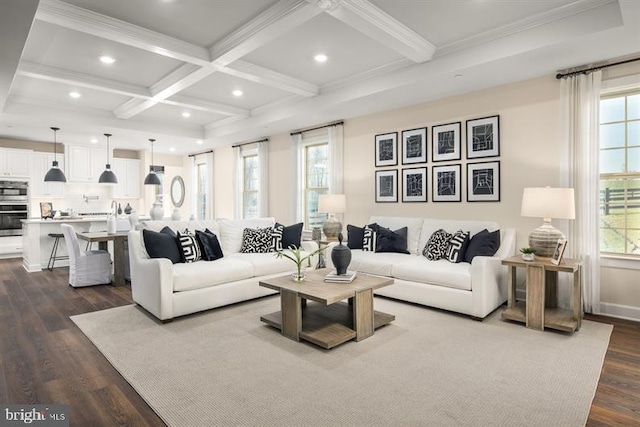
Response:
[454,74,463,78]
[196,139,203,145]
[182,111,191,118]
[99,55,116,64]
[90,137,98,144]
[314,54,328,63]
[232,90,243,97]
[169,147,176,152]
[69,91,81,99]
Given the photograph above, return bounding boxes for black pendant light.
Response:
[144,138,161,185]
[98,133,118,184]
[44,126,67,182]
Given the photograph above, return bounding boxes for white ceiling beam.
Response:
[219,60,319,97]
[165,95,250,118]
[210,0,324,67]
[326,0,435,63]
[17,61,151,98]
[36,0,211,65]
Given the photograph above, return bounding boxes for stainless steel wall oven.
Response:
[0,180,28,236]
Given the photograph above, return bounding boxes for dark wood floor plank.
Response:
[2,259,639,426]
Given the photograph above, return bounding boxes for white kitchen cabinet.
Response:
[0,148,32,178]
[31,152,65,198]
[65,144,111,182]
[111,158,141,198]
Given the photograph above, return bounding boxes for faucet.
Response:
[111,200,117,216]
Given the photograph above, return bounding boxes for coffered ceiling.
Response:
[0,0,638,154]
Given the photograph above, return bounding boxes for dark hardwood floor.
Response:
[1,257,639,426]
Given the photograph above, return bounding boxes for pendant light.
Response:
[98,133,118,184]
[44,126,67,182]
[144,138,161,185]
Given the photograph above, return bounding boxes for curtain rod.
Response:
[231,138,269,148]
[290,120,344,136]
[556,56,640,79]
[187,149,213,158]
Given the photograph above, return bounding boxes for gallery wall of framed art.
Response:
[373,114,501,204]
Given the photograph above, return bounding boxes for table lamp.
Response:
[521,187,575,257]
[318,194,346,241]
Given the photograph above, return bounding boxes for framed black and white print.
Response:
[467,161,500,202]
[432,164,461,202]
[401,128,427,164]
[375,169,398,203]
[466,115,500,159]
[402,167,427,202]
[375,132,398,167]
[432,122,461,162]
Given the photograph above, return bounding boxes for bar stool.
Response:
[47,233,68,271]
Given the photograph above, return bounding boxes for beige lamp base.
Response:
[322,216,342,241]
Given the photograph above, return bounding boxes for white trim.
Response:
[599,302,640,322]
[601,72,640,94]
[601,255,640,271]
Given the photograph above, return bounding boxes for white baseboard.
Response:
[598,302,640,322]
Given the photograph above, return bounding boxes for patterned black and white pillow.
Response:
[362,226,377,251]
[445,230,470,263]
[423,229,453,260]
[272,224,284,251]
[240,227,274,253]
[177,229,201,263]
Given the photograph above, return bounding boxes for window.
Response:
[599,91,640,255]
[196,162,207,220]
[304,143,329,229]
[242,154,259,218]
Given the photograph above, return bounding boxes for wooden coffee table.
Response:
[259,268,395,349]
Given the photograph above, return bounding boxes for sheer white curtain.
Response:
[328,123,344,194]
[291,133,303,222]
[257,141,269,217]
[204,151,215,220]
[233,146,242,219]
[560,70,602,314]
[189,156,197,220]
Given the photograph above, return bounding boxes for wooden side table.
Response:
[501,256,582,332]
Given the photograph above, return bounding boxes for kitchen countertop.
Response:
[21,216,151,224]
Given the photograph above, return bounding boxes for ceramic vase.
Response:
[171,208,181,221]
[331,233,351,275]
[150,197,163,220]
[124,203,132,214]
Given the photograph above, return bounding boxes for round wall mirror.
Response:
[170,176,185,208]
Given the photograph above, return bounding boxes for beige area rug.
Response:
[71,297,611,427]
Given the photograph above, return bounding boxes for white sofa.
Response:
[326,216,516,319]
[128,218,318,321]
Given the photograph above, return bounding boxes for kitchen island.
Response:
[22,217,110,272]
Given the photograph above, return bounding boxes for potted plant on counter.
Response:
[520,247,536,261]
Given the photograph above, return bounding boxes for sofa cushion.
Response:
[217,218,275,255]
[273,222,303,250]
[464,229,501,262]
[392,257,472,291]
[142,227,183,264]
[229,252,297,276]
[195,229,224,261]
[375,226,410,254]
[177,230,201,263]
[423,229,452,260]
[445,230,470,263]
[349,250,412,277]
[240,227,275,253]
[369,216,424,255]
[172,257,254,292]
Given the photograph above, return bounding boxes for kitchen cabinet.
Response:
[0,148,32,178]
[65,144,111,182]
[111,158,141,198]
[31,152,65,198]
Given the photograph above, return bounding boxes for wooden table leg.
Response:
[574,266,582,331]
[526,265,545,331]
[353,288,374,341]
[281,290,301,341]
[113,237,126,287]
[507,265,516,308]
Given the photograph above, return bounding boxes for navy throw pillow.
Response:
[347,224,365,249]
[375,226,410,254]
[274,222,303,250]
[463,229,501,263]
[142,227,183,264]
[195,229,224,261]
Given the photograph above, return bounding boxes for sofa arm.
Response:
[128,231,175,321]
[470,255,508,318]
[299,240,319,268]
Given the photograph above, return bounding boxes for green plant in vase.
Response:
[520,247,536,261]
[275,245,324,282]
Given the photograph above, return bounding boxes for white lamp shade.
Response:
[521,187,575,219]
[318,194,346,214]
